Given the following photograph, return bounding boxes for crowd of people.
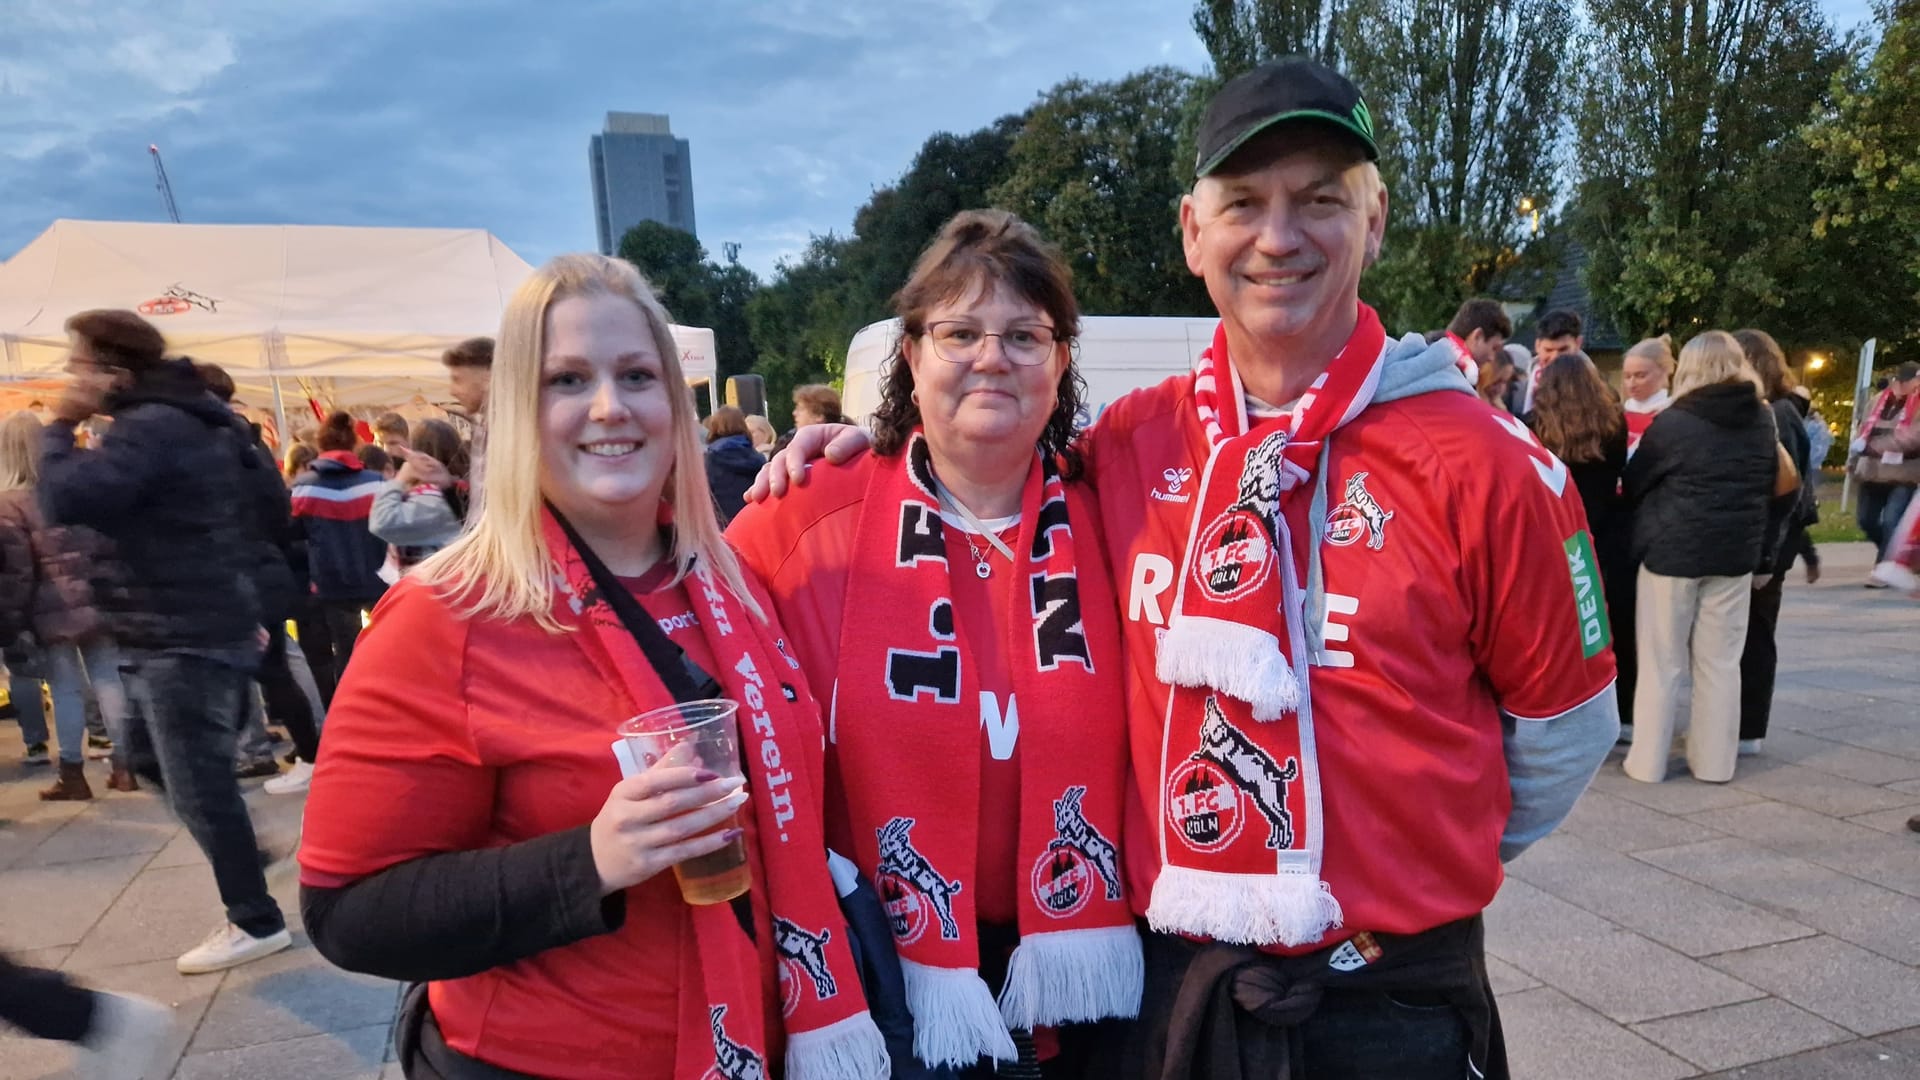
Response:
[0,55,1912,1080]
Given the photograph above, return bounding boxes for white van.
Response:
[841,315,1222,429]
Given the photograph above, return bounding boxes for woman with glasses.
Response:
[729,210,1140,1079]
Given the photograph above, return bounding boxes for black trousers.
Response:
[1740,572,1786,741]
[320,601,376,697]
[294,601,339,708]
[0,953,95,1043]
[257,619,321,763]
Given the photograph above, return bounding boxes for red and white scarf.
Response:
[1859,385,1920,440]
[1150,306,1388,947]
[1442,331,1479,382]
[542,512,887,1080]
[833,434,1139,1069]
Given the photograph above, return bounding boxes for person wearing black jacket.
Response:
[1733,331,1812,756]
[1528,353,1636,730]
[701,405,764,523]
[1621,331,1782,785]
[196,364,325,787]
[38,310,291,976]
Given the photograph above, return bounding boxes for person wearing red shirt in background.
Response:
[1622,335,1676,454]
[729,211,1140,1078]
[762,60,1618,1078]
[297,254,888,1080]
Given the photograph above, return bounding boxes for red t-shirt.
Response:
[728,455,1038,925]
[1085,373,1616,954]
[298,574,781,1078]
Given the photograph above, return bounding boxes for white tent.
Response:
[0,219,719,430]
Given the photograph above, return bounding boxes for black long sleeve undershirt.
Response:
[301,825,626,983]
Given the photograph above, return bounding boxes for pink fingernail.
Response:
[693,769,720,782]
[723,828,745,842]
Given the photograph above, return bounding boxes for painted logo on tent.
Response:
[137,284,219,316]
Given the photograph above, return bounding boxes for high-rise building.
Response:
[590,112,696,255]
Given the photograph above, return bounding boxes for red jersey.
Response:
[299,575,783,1078]
[1085,371,1616,952]
[729,454,1070,925]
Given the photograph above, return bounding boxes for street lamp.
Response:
[1808,353,1827,372]
[1517,197,1540,236]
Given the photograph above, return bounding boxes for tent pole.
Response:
[270,377,290,454]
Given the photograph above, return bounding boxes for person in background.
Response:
[1622,332,1783,784]
[1796,390,1831,583]
[299,253,888,1080]
[197,363,328,795]
[773,383,851,454]
[1621,335,1676,454]
[369,417,469,574]
[744,413,777,457]
[1732,330,1811,758]
[1477,346,1519,412]
[371,412,409,457]
[39,308,291,974]
[283,442,316,482]
[1530,353,1635,740]
[1521,309,1584,416]
[1852,361,1920,581]
[0,412,127,798]
[356,443,394,480]
[0,952,174,1080]
[1443,298,1513,381]
[291,411,388,703]
[442,336,493,493]
[701,406,763,524]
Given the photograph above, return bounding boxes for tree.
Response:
[1572,0,1849,338]
[1804,0,1920,349]
[990,67,1214,316]
[1194,0,1347,75]
[617,222,762,389]
[747,235,861,430]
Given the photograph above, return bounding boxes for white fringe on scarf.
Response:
[784,1010,892,1080]
[899,957,1019,1069]
[1146,864,1343,947]
[1156,615,1300,721]
[997,926,1144,1031]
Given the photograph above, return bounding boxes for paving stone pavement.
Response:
[0,542,1914,1078]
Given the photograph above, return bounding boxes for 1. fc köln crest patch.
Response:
[1324,471,1394,550]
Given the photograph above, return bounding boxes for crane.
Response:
[149,144,181,223]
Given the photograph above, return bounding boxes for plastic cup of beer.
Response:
[619,700,752,905]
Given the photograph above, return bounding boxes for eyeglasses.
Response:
[924,320,1060,366]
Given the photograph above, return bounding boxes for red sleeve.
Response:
[1462,414,1619,719]
[298,578,495,886]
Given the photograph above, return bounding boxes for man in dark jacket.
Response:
[39,310,291,975]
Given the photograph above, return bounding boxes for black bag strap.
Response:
[548,506,721,704]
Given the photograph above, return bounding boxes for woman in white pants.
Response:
[1621,331,1784,783]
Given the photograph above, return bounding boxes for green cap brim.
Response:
[1196,109,1380,177]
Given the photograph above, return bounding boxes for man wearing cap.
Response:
[758,59,1617,1077]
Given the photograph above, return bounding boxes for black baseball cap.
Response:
[1195,58,1379,177]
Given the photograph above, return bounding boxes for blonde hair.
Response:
[0,412,41,492]
[1625,334,1677,376]
[415,253,762,629]
[1673,330,1763,401]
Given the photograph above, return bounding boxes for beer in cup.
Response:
[619,700,752,905]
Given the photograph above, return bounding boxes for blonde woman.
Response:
[1621,335,1676,453]
[0,412,129,798]
[297,255,887,1080]
[1621,332,1783,783]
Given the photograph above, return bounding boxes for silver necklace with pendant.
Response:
[933,478,1017,580]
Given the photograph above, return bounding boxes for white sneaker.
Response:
[76,991,174,1080]
[1738,739,1764,757]
[176,922,291,975]
[263,759,314,796]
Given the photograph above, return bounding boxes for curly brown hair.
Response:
[870,209,1086,479]
[1531,353,1624,464]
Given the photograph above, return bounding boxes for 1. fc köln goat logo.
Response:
[1324,471,1394,550]
[772,916,838,1017]
[875,817,963,945]
[701,1005,767,1080]
[1031,785,1123,918]
[1193,430,1288,602]
[1167,697,1299,852]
